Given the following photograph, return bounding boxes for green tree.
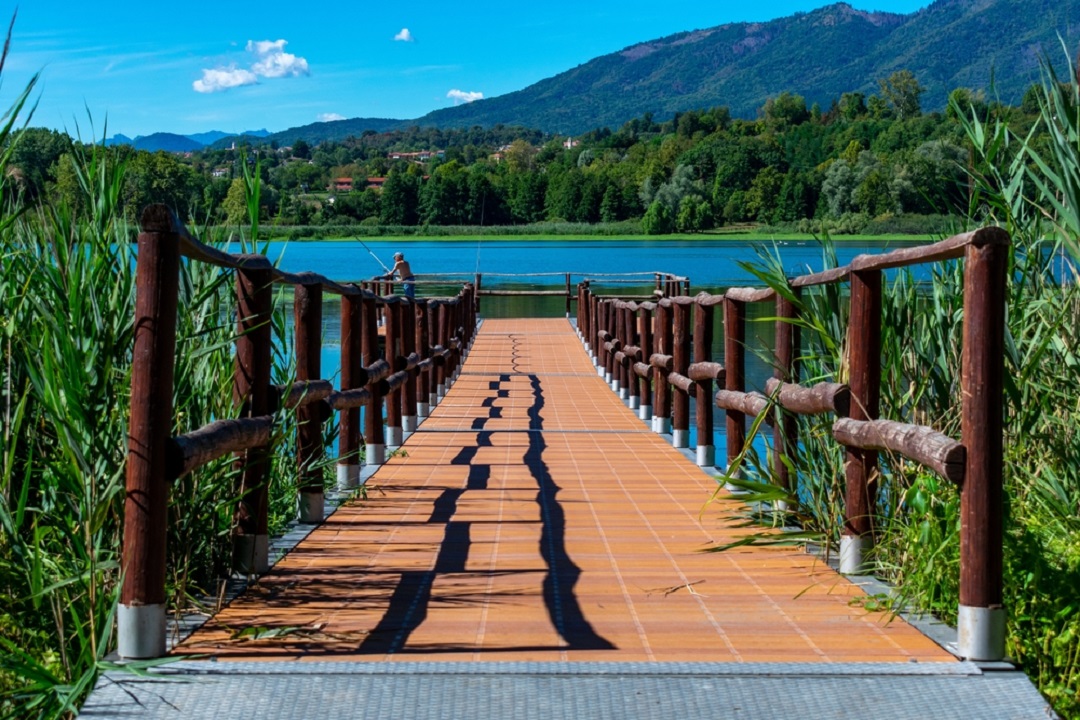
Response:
[879,70,925,121]
[641,200,673,234]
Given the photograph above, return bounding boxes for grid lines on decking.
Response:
[175,318,954,665]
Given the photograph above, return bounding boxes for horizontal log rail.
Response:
[833,418,965,485]
[579,225,1010,662]
[274,380,335,410]
[765,378,850,416]
[714,389,772,423]
[171,416,274,478]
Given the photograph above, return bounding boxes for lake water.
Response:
[262,237,921,456]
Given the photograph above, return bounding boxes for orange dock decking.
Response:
[176,318,953,664]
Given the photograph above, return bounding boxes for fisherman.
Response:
[382,251,415,299]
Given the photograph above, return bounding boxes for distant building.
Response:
[563,138,580,149]
[365,177,387,189]
[331,177,354,192]
[387,150,445,162]
[211,167,229,178]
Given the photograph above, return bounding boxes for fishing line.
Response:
[356,237,392,275]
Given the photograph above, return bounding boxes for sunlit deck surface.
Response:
[175,318,951,664]
[84,318,1055,719]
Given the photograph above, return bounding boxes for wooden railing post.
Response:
[295,279,325,523]
[233,258,274,575]
[363,293,385,466]
[624,302,638,409]
[958,235,1008,660]
[616,303,629,400]
[590,289,601,371]
[637,303,653,423]
[602,301,615,386]
[694,298,716,467]
[671,297,692,449]
[401,298,418,435]
[723,295,747,474]
[384,299,403,448]
[565,272,572,318]
[337,291,363,489]
[841,269,881,574]
[653,300,673,435]
[119,210,180,659]
[774,289,801,497]
[436,301,450,400]
[415,300,431,419]
[428,300,441,408]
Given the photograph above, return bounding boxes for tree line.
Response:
[5,71,1050,235]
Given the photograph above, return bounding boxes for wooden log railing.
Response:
[579,227,1010,662]
[120,205,476,660]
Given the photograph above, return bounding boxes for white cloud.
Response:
[318,113,346,122]
[394,28,414,42]
[447,89,483,105]
[194,39,309,93]
[193,66,258,93]
[247,39,309,78]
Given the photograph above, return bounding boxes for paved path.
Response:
[82,318,1054,718]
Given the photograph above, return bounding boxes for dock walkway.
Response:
[83,319,1052,718]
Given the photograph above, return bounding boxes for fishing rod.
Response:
[356,237,392,275]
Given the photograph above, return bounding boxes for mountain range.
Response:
[106,129,270,152]
[121,0,1079,150]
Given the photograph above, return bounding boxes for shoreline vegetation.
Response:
[2,22,1079,720]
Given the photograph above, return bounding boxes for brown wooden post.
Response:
[694,297,716,467]
[624,302,638,409]
[723,295,747,474]
[415,300,431,419]
[615,303,629,399]
[671,298,692,448]
[363,293,385,466]
[233,257,274,575]
[119,208,181,659]
[384,299,403,447]
[841,269,881,574]
[427,300,441,408]
[436,301,450,400]
[295,279,325,523]
[562,272,569,317]
[653,300,673,435]
[475,273,482,315]
[773,289,801,497]
[600,300,612,385]
[337,291,363,489]
[589,289,600,371]
[401,298,418,435]
[958,232,1008,660]
[637,303,653,423]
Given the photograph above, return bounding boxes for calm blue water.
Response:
[263,237,920,461]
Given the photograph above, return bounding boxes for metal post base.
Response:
[652,416,671,435]
[605,371,612,384]
[696,445,715,467]
[672,428,690,449]
[639,404,652,422]
[337,463,360,490]
[618,386,628,400]
[299,491,324,523]
[233,533,269,575]
[610,379,619,392]
[403,415,417,433]
[385,426,403,447]
[437,383,447,400]
[118,603,165,659]
[366,443,386,466]
[417,402,430,419]
[429,392,439,408]
[628,396,640,410]
[839,534,872,575]
[597,365,605,377]
[958,605,1006,661]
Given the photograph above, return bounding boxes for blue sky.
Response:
[6,0,929,139]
